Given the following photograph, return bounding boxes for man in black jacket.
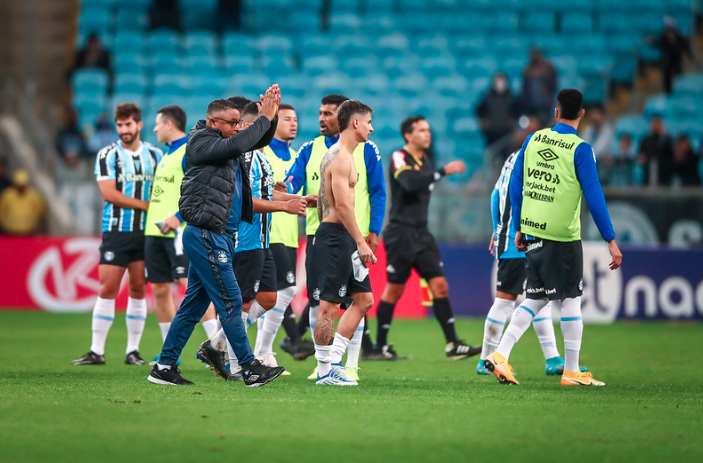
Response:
[148,86,285,387]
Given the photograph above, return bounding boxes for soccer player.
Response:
[484,89,622,386]
[372,116,481,361]
[147,89,285,386]
[257,104,316,361]
[313,100,376,386]
[73,103,162,366]
[146,105,218,355]
[281,94,386,380]
[478,151,588,376]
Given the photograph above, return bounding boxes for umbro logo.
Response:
[537,149,559,162]
[153,186,164,197]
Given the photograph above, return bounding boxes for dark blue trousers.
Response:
[160,225,254,367]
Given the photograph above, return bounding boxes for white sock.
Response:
[257,287,294,355]
[227,340,238,367]
[345,317,364,367]
[201,319,219,339]
[210,327,227,351]
[481,297,515,359]
[496,298,548,360]
[532,302,560,360]
[125,297,147,354]
[158,322,171,343]
[315,343,332,376]
[331,332,350,365]
[90,297,115,356]
[309,305,319,339]
[247,300,267,324]
[560,297,583,372]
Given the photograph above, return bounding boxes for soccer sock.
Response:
[298,303,310,336]
[532,302,560,360]
[241,310,252,330]
[125,297,147,354]
[496,298,548,360]
[281,304,302,344]
[376,300,396,347]
[210,328,227,352]
[258,287,295,354]
[432,297,457,344]
[227,340,239,370]
[247,300,267,324]
[315,343,332,377]
[90,297,115,356]
[308,305,319,339]
[361,315,374,352]
[345,317,364,367]
[331,333,350,365]
[201,319,219,339]
[560,297,583,372]
[158,322,171,343]
[480,297,515,359]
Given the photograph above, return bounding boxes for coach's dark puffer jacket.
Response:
[179,116,277,233]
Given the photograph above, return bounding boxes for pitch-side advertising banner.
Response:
[1,236,700,321]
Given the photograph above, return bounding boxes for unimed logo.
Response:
[27,238,104,312]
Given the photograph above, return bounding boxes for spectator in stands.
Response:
[88,113,118,155]
[582,104,614,159]
[0,169,46,235]
[150,0,182,31]
[651,18,691,94]
[217,0,242,31]
[671,134,701,186]
[55,108,90,162]
[608,134,636,186]
[476,73,519,146]
[637,115,674,186]
[521,48,557,124]
[73,34,111,76]
[0,157,10,194]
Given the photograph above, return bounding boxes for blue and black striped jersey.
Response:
[492,151,524,259]
[236,150,273,252]
[95,141,163,233]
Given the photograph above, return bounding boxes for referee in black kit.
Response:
[369,116,482,360]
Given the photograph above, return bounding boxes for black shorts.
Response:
[524,238,583,300]
[233,248,277,300]
[383,223,444,284]
[305,235,317,302]
[313,222,372,304]
[496,258,526,296]
[144,236,189,283]
[99,231,145,267]
[270,243,297,290]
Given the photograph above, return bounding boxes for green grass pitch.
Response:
[1,311,702,463]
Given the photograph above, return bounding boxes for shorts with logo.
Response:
[524,238,583,300]
[270,243,297,290]
[313,222,372,305]
[383,222,444,284]
[496,257,526,295]
[233,248,277,300]
[145,236,190,283]
[99,231,145,267]
[305,235,317,302]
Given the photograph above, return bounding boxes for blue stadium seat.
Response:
[376,32,410,54]
[673,13,694,37]
[114,73,147,94]
[113,32,145,54]
[148,57,185,76]
[400,0,430,11]
[288,11,321,31]
[432,74,469,98]
[615,115,649,139]
[530,34,567,57]
[638,43,661,63]
[422,55,457,79]
[398,12,438,34]
[451,36,486,59]
[79,7,112,35]
[184,55,220,75]
[120,0,151,7]
[610,56,637,83]
[296,34,330,58]
[81,0,118,7]
[416,34,450,58]
[184,32,217,56]
[577,54,613,78]
[670,95,699,118]
[341,56,380,76]
[148,29,181,57]
[260,56,294,80]
[302,55,339,77]
[562,13,595,33]
[553,0,593,12]
[394,72,429,98]
[71,69,109,95]
[523,12,555,33]
[329,13,363,32]
[488,12,520,33]
[492,36,528,59]
[363,14,399,35]
[111,93,146,111]
[460,56,498,79]
[451,117,480,136]
[255,34,294,55]
[333,34,374,57]
[112,54,147,74]
[313,73,352,96]
[224,54,255,74]
[637,13,666,36]
[673,74,703,96]
[605,34,640,55]
[499,57,528,81]
[276,75,308,99]
[600,13,637,34]
[152,75,192,97]
[190,76,228,99]
[114,9,148,32]
[382,54,422,79]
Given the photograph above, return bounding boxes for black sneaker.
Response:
[281,337,316,361]
[147,364,194,385]
[125,350,146,365]
[198,340,229,379]
[72,351,105,365]
[445,340,482,360]
[242,359,285,388]
[363,344,407,361]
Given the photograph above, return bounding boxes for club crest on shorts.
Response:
[286,271,295,284]
[104,251,115,262]
[217,251,228,263]
[313,288,320,301]
[339,285,347,297]
[254,280,260,293]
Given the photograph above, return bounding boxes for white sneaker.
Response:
[258,351,291,376]
[315,364,358,386]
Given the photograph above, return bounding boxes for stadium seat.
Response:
[670,95,700,118]
[111,92,147,110]
[615,115,649,139]
[79,7,112,35]
[460,56,498,79]
[114,9,148,32]
[422,55,457,79]
[260,56,294,80]
[184,32,217,56]
[71,69,109,95]
[530,34,568,57]
[148,29,181,57]
[451,35,486,59]
[120,0,151,7]
[276,75,308,99]
[488,12,520,34]
[638,43,661,63]
[562,13,595,33]
[148,57,185,76]
[81,0,118,7]
[400,0,430,11]
[363,14,399,34]
[255,34,294,55]
[224,54,255,74]
[114,73,147,94]
[288,11,321,32]
[432,74,469,98]
[329,13,363,32]
[451,117,480,136]
[313,73,352,96]
[184,55,220,75]
[610,56,637,83]
[222,32,254,54]
[333,34,374,58]
[398,12,438,34]
[152,75,191,97]
[190,75,228,99]
[600,13,637,34]
[492,36,528,60]
[673,74,703,96]
[577,54,613,78]
[394,72,429,98]
[341,56,380,76]
[302,55,339,77]
[113,32,145,54]
[636,13,666,36]
[605,34,641,55]
[523,12,555,33]
[382,54,422,79]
